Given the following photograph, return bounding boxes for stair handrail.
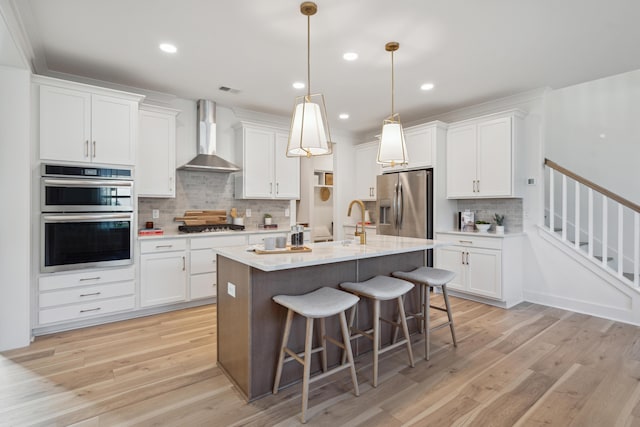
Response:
[545,158,640,213]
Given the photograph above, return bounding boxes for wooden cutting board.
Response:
[174,210,228,225]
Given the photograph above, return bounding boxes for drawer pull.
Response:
[79,276,101,282]
[182,256,186,271]
[80,292,101,297]
[80,307,101,313]
[459,240,473,244]
[155,244,173,249]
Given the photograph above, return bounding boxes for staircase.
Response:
[543,159,639,288]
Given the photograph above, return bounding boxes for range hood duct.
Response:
[178,100,241,172]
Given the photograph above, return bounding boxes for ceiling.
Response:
[13,0,640,136]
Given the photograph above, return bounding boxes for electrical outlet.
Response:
[245,209,251,218]
[285,208,290,217]
[527,178,536,185]
[152,209,159,219]
[227,282,236,298]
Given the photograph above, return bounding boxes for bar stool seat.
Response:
[392,267,457,360]
[340,276,415,387]
[272,287,360,424]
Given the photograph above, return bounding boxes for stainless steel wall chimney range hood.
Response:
[178,100,241,172]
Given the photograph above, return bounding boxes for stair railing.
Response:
[545,158,639,287]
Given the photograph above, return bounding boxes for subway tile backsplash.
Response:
[456,198,523,232]
[138,170,290,232]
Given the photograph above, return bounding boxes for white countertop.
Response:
[436,230,525,238]
[215,235,441,272]
[138,227,297,240]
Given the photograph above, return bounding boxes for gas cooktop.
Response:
[178,224,245,233]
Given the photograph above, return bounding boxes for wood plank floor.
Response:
[3,297,640,426]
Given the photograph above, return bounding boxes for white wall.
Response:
[0,65,31,351]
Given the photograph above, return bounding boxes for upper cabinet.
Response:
[234,122,300,199]
[383,121,447,172]
[36,76,144,166]
[354,142,381,201]
[137,104,180,197]
[446,110,524,198]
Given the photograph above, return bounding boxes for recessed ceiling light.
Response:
[292,82,305,89]
[343,52,358,61]
[339,113,349,120]
[159,43,177,53]
[421,83,435,91]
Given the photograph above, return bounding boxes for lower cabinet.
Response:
[140,239,187,307]
[38,265,135,325]
[435,232,523,308]
[189,235,247,300]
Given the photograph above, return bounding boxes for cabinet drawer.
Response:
[39,295,135,325]
[190,235,247,249]
[436,233,503,250]
[140,238,187,253]
[191,249,217,274]
[39,266,135,291]
[247,233,287,245]
[39,281,134,308]
[190,273,217,300]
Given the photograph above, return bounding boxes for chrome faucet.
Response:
[347,199,367,245]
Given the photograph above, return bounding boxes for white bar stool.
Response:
[392,267,457,360]
[272,287,360,424]
[340,275,415,387]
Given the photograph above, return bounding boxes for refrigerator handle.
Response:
[394,183,399,228]
[398,181,404,229]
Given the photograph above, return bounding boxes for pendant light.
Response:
[286,1,332,158]
[377,42,408,166]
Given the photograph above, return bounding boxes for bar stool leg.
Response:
[372,299,380,387]
[339,311,360,397]
[341,304,358,365]
[397,296,415,368]
[319,317,328,372]
[273,309,294,394]
[442,284,457,347]
[425,286,431,360]
[301,317,314,424]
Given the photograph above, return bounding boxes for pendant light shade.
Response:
[287,2,332,158]
[377,42,408,167]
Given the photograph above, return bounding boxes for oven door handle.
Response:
[42,178,133,188]
[42,213,133,222]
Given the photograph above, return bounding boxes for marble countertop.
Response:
[138,227,301,240]
[215,234,442,272]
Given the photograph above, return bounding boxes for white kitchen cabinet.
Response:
[37,76,143,166]
[137,104,179,197]
[140,239,187,307]
[435,232,523,308]
[189,235,247,300]
[385,121,447,172]
[355,142,381,200]
[446,111,523,198]
[234,122,300,199]
[38,265,135,326]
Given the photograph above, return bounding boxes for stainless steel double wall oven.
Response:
[40,164,134,273]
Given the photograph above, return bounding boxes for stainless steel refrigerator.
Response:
[376,169,433,263]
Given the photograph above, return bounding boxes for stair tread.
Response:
[594,255,614,262]
[623,272,636,281]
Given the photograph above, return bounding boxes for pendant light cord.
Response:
[307,14,311,99]
[391,49,395,117]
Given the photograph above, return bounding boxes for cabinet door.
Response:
[435,246,466,292]
[40,85,91,163]
[405,127,434,169]
[243,127,275,198]
[274,132,300,198]
[140,252,187,307]
[476,117,512,197]
[466,247,502,299]
[91,95,137,165]
[138,109,176,197]
[355,143,380,200]
[446,124,477,198]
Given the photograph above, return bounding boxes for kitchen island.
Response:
[216,235,440,401]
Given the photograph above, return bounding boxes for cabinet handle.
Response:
[79,276,101,282]
[477,180,480,193]
[472,180,477,193]
[182,256,186,271]
[461,252,465,265]
[80,292,101,297]
[85,140,89,157]
[155,244,173,249]
[276,182,279,194]
[93,141,96,158]
[466,251,470,265]
[459,240,473,244]
[270,182,273,194]
[80,307,101,313]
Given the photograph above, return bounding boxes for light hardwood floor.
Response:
[3,297,640,426]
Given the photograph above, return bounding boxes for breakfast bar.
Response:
[215,235,440,401]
